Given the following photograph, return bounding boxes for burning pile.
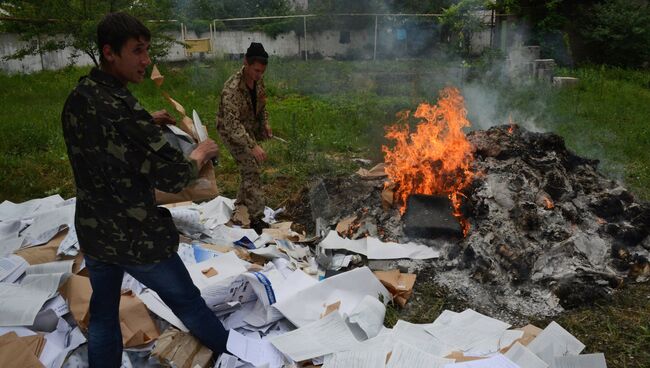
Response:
[294,88,650,320]
[383,87,474,236]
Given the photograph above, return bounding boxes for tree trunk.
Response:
[85,49,99,67]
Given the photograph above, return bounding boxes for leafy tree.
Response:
[0,0,175,66]
[579,0,650,67]
[440,0,490,57]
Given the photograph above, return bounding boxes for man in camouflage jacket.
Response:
[61,12,227,367]
[216,42,272,231]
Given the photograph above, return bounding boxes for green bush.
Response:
[578,0,650,67]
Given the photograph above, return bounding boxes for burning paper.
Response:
[383,87,474,235]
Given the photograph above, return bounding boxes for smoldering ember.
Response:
[287,88,650,323]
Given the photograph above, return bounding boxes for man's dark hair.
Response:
[245,42,268,65]
[97,12,151,64]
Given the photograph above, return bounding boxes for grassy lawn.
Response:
[1,59,649,367]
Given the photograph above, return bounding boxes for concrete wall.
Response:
[1,24,493,73]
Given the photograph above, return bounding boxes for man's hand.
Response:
[189,139,219,168]
[251,145,267,163]
[151,109,176,125]
[264,123,273,139]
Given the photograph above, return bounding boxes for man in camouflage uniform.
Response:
[216,42,272,232]
[61,13,227,367]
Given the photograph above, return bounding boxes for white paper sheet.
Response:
[20,205,74,247]
[0,236,23,258]
[57,223,79,256]
[425,309,511,351]
[0,195,64,222]
[39,318,87,368]
[553,353,607,368]
[247,266,318,327]
[20,273,68,298]
[0,282,53,326]
[169,207,205,235]
[319,231,439,260]
[200,196,235,229]
[214,353,241,368]
[526,322,585,365]
[273,266,390,328]
[392,320,452,358]
[26,259,74,275]
[222,301,257,330]
[442,354,520,368]
[0,219,26,241]
[386,341,455,368]
[504,342,549,368]
[0,254,28,282]
[138,289,188,332]
[192,110,209,142]
[226,329,285,368]
[464,329,524,356]
[346,295,385,340]
[323,348,387,368]
[211,225,259,244]
[269,312,362,362]
[187,251,247,289]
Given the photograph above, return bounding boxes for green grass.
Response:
[499,67,650,200]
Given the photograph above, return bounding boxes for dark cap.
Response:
[245,42,268,59]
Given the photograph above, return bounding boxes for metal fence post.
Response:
[373,15,378,60]
[303,16,308,61]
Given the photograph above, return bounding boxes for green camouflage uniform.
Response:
[61,68,198,265]
[216,66,269,221]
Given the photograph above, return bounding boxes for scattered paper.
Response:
[392,320,452,358]
[526,321,585,365]
[227,329,285,368]
[442,354,520,368]
[0,254,28,283]
[386,341,455,368]
[373,270,416,307]
[504,342,548,368]
[346,295,386,340]
[269,312,361,362]
[425,309,511,352]
[319,231,439,260]
[553,353,607,368]
[323,347,387,368]
[0,282,52,326]
[273,267,390,328]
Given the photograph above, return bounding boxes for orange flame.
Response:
[507,114,515,134]
[382,87,474,236]
[543,196,554,209]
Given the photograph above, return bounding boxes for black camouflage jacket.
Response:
[61,68,198,265]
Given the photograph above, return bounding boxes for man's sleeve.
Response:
[219,89,257,150]
[101,107,199,193]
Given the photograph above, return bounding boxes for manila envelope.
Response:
[59,275,160,347]
[151,327,212,368]
[373,269,416,307]
[14,229,68,265]
[0,332,45,368]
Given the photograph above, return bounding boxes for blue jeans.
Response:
[84,254,229,368]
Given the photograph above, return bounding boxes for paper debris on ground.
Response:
[273,266,390,327]
[269,311,361,362]
[386,341,454,368]
[151,327,212,368]
[320,230,439,260]
[373,270,416,307]
[356,163,387,179]
[0,194,611,368]
[226,329,285,368]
